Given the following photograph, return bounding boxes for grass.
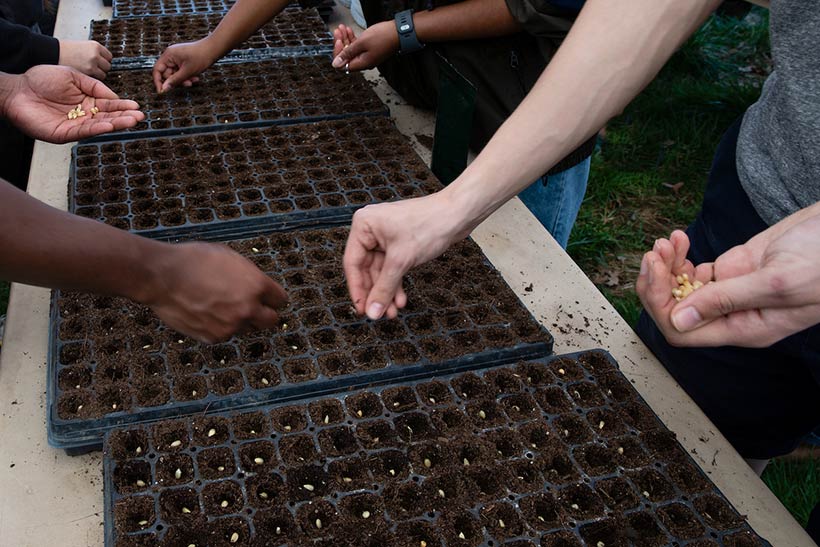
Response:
[566,7,820,530]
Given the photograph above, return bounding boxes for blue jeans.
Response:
[517,157,591,248]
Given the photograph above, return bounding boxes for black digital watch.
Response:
[394,9,424,55]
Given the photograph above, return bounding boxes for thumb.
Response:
[364,254,408,320]
[159,64,196,93]
[670,269,778,332]
[332,40,364,69]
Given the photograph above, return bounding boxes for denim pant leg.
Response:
[517,157,591,248]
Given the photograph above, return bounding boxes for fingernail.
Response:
[672,307,702,332]
[367,302,384,320]
[639,257,647,276]
[653,239,661,252]
[332,56,345,68]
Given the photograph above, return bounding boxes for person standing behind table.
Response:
[331,0,595,248]
[0,0,112,189]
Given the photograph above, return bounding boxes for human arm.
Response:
[0,181,288,343]
[331,0,521,71]
[636,202,820,348]
[151,0,291,92]
[343,0,721,319]
[0,66,145,143]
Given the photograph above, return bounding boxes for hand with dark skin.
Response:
[152,0,290,92]
[637,203,820,348]
[0,66,145,143]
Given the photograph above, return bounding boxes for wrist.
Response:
[199,36,226,65]
[122,237,175,306]
[376,21,401,55]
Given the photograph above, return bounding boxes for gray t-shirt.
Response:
[736,1,820,226]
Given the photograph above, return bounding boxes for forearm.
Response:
[0,181,168,303]
[0,20,59,74]
[441,0,720,234]
[414,0,521,43]
[204,0,292,60]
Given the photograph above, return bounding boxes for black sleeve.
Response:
[0,19,59,74]
[503,0,576,41]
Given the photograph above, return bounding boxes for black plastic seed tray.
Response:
[112,0,236,17]
[85,57,387,144]
[102,350,771,547]
[48,224,553,453]
[92,9,333,69]
[70,116,438,240]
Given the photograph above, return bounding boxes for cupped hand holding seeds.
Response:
[331,23,398,72]
[0,65,145,144]
[637,213,820,348]
[152,40,210,93]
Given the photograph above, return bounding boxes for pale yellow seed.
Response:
[323,415,329,424]
[598,421,605,430]
[423,458,432,468]
[208,428,216,437]
[136,480,146,487]
[558,368,566,375]
[192,390,197,397]
[315,519,322,529]
[260,492,269,499]
[252,247,260,253]
[230,532,239,543]
[262,378,270,386]
[361,511,371,519]
[428,397,436,404]
[275,527,281,534]
[254,457,264,464]
[597,542,605,547]
[356,410,363,417]
[174,468,182,479]
[563,429,570,437]
[303,484,315,491]
[421,542,428,547]
[643,491,650,498]
[389,469,396,476]
[617,447,624,455]
[284,425,292,432]
[112,404,118,410]
[170,440,182,448]
[570,504,579,510]
[290,346,298,350]
[342,477,352,483]
[393,402,400,407]
[537,516,545,522]
[218,466,225,471]
[463,458,470,466]
[77,405,83,411]
[221,500,229,508]
[138,520,148,526]
[142,344,151,349]
[282,323,288,330]
[458,532,466,540]
[188,544,196,547]
[478,410,486,420]
[438,489,445,498]
[181,507,191,514]
[136,446,143,455]
[220,359,226,365]
[498,519,505,528]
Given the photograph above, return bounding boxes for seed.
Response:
[598,421,605,429]
[188,544,196,547]
[512,405,520,412]
[275,527,281,534]
[178,339,184,344]
[261,378,270,385]
[393,402,399,407]
[437,489,445,498]
[136,480,146,487]
[250,430,256,434]
[498,519,505,528]
[170,440,182,448]
[537,516,545,522]
[356,410,363,417]
[260,492,268,499]
[75,384,81,389]
[254,457,264,464]
[181,507,191,514]
[218,466,225,471]
[208,428,216,437]
[112,404,117,410]
[323,415,329,424]
[617,447,624,455]
[558,368,566,375]
[303,484,315,491]
[252,247,260,253]
[192,390,197,397]
[138,520,148,526]
[570,504,579,510]
[290,346,298,350]
[230,532,239,543]
[428,397,436,404]
[421,542,427,547]
[315,519,322,529]
[343,477,352,483]
[175,468,182,479]
[284,425,292,432]
[478,410,486,419]
[361,511,370,519]
[563,429,569,437]
[597,543,606,547]
[90,106,99,116]
[219,359,225,365]
[458,532,466,539]
[77,405,83,411]
[463,458,470,466]
[221,500,229,508]
[423,458,432,468]
[142,344,151,349]
[389,469,396,476]
[643,491,650,498]
[282,323,288,330]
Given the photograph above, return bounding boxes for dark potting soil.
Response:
[96,57,385,138]
[92,9,331,58]
[71,116,435,234]
[113,0,236,17]
[53,226,550,423]
[104,352,768,546]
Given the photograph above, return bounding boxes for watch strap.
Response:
[395,9,424,55]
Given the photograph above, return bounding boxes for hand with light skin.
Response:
[151,40,210,93]
[637,205,820,348]
[331,22,398,71]
[0,66,145,143]
[58,39,113,79]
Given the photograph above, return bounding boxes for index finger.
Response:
[260,278,290,310]
[152,56,172,93]
[343,233,375,316]
[76,73,119,100]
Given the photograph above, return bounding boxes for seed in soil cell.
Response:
[617,447,624,455]
[389,469,396,476]
[135,447,142,455]
[136,480,146,487]
[343,477,352,483]
[597,543,605,547]
[170,440,182,448]
[208,429,216,437]
[458,532,465,540]
[290,346,298,350]
[284,425,292,432]
[463,458,470,466]
[421,542,427,547]
[598,421,605,429]
[142,344,151,349]
[192,390,197,397]
[220,359,226,365]
[254,457,265,464]
[138,520,148,526]
[221,500,229,508]
[282,323,288,330]
[276,527,281,534]
[499,519,505,528]
[478,410,486,420]
[315,519,322,529]
[429,397,436,404]
[112,404,117,410]
[175,468,182,479]
[252,247,260,253]
[303,484,315,491]
[356,410,363,417]
[563,429,569,437]
[437,489,445,498]
[178,339,184,344]
[323,415,329,424]
[262,378,270,385]
[77,405,83,411]
[571,504,579,510]
[558,368,566,375]
[361,511,370,519]
[230,532,240,543]
[424,458,432,468]
[260,492,269,499]
[181,507,191,514]
[218,466,225,471]
[642,491,650,498]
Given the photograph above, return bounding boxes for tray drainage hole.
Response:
[525,452,534,459]
[156,525,164,531]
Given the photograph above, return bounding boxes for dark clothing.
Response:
[636,118,820,461]
[0,0,59,73]
[361,0,596,174]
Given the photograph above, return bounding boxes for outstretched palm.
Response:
[4,65,144,144]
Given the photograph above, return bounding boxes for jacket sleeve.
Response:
[0,19,59,73]
[503,0,577,40]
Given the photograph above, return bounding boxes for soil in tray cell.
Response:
[106,353,768,546]
[93,9,331,59]
[72,116,438,235]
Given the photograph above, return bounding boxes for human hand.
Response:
[636,218,820,348]
[343,193,468,320]
[331,22,399,72]
[1,65,145,144]
[152,40,213,93]
[142,242,289,343]
[58,40,113,79]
